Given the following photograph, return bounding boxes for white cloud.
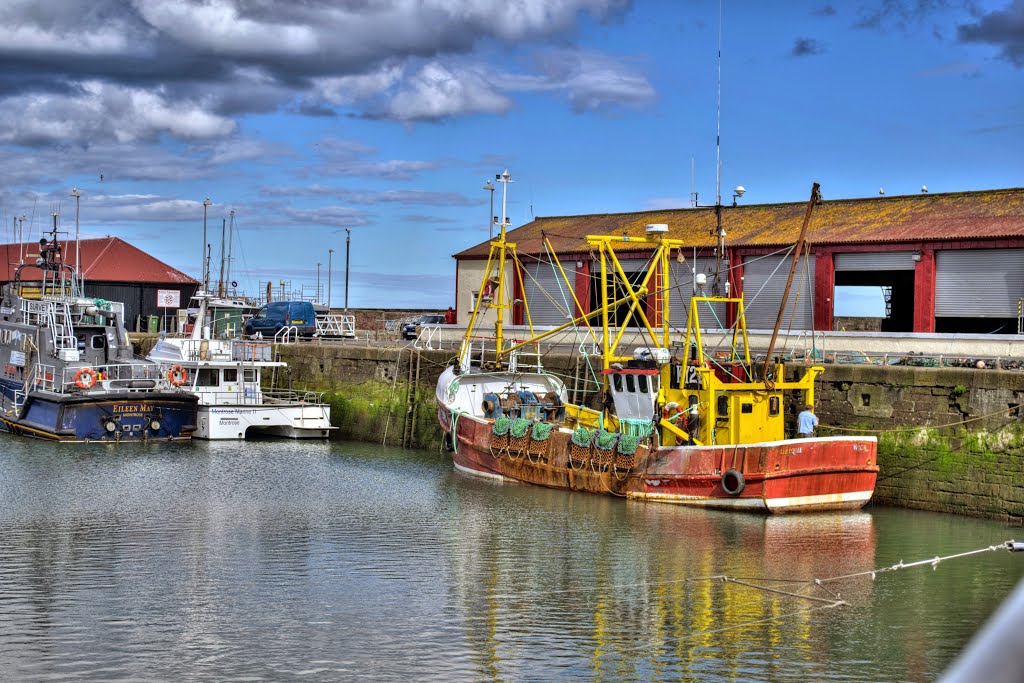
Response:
[133,0,318,57]
[497,48,655,113]
[0,81,235,146]
[386,62,513,121]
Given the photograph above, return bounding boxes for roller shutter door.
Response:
[834,251,916,271]
[522,260,578,326]
[668,258,729,329]
[935,249,1024,317]
[741,255,816,330]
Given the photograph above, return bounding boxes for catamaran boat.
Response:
[437,179,878,513]
[0,224,198,441]
[147,292,335,440]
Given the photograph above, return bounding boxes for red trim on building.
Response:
[727,250,743,328]
[914,249,936,333]
[453,258,459,325]
[574,259,590,318]
[814,251,834,331]
[649,260,662,325]
[513,259,524,326]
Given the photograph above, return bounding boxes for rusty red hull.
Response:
[439,406,878,514]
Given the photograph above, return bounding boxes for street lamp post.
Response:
[17,215,25,263]
[202,198,211,290]
[483,179,495,240]
[327,248,334,310]
[70,189,81,289]
[316,262,321,302]
[344,228,351,311]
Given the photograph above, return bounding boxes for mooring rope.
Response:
[819,403,1021,435]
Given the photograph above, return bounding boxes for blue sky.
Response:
[0,1,1021,309]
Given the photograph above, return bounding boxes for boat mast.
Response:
[492,170,512,367]
[218,217,226,298]
[760,182,821,382]
[226,209,235,294]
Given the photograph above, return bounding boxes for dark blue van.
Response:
[244,301,317,338]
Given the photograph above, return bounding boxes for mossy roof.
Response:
[454,187,1024,259]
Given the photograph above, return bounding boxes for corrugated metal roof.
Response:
[0,237,198,284]
[454,187,1024,258]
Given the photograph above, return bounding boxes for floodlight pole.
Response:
[202,198,212,290]
[484,179,495,240]
[70,188,81,291]
[328,248,334,310]
[344,228,351,311]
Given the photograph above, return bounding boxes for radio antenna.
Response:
[715,0,722,207]
[712,0,726,294]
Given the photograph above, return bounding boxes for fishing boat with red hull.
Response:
[437,177,877,513]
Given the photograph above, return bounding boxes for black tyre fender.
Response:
[443,432,454,452]
[721,468,745,496]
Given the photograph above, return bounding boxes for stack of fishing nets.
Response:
[614,433,641,470]
[569,427,593,467]
[491,415,512,449]
[592,429,619,467]
[528,421,554,459]
[509,417,531,452]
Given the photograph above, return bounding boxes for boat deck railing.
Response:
[172,339,275,363]
[198,388,327,407]
[34,362,179,395]
[459,336,545,373]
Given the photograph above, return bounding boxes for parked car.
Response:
[244,301,317,338]
[402,313,445,340]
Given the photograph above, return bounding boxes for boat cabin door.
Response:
[605,368,659,424]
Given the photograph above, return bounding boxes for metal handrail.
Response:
[274,326,298,344]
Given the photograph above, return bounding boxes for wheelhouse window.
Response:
[223,369,238,382]
[196,369,219,387]
[243,369,257,382]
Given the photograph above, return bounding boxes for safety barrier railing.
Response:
[316,314,355,338]
[815,352,1023,371]
[413,324,441,350]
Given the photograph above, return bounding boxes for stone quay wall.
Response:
[273,343,1024,522]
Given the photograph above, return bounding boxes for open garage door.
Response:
[834,251,916,332]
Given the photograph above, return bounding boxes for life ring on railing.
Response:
[721,468,745,496]
[74,367,98,390]
[167,365,188,387]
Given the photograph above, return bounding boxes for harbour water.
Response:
[0,439,1020,681]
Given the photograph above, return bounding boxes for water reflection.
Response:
[0,439,1019,681]
[442,478,881,681]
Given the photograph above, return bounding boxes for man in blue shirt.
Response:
[797,404,818,438]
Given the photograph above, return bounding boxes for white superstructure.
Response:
[147,293,334,440]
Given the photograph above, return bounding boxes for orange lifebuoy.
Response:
[167,365,188,387]
[74,367,98,390]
